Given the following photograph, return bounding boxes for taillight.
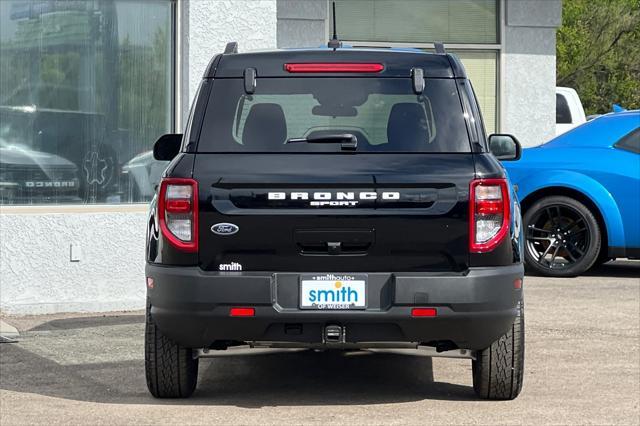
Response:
[284,63,384,73]
[158,178,198,252]
[469,178,510,252]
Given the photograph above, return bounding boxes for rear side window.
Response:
[614,127,640,154]
[556,94,572,124]
[197,78,471,153]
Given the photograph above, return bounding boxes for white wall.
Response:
[0,209,147,314]
[182,0,278,110]
[502,0,562,147]
[277,0,327,48]
[0,1,278,315]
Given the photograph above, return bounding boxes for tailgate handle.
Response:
[327,242,341,255]
[294,229,374,256]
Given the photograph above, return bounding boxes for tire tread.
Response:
[473,300,525,400]
[145,305,198,398]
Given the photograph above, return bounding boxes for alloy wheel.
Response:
[525,204,591,271]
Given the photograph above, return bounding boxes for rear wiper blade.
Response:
[286,133,357,151]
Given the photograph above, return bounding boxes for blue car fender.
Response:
[516,170,625,248]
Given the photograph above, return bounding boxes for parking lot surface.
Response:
[1,261,639,425]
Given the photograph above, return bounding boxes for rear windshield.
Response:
[197,78,471,153]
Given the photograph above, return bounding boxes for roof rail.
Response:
[434,42,446,55]
[224,42,238,54]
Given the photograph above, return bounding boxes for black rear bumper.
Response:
[146,263,524,350]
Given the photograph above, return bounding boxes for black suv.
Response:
[145,43,525,400]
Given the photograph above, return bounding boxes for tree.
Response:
[557,0,640,115]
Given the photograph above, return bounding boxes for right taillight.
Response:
[469,178,510,252]
[158,178,198,252]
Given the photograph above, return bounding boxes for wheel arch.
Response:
[516,172,625,249]
[520,187,608,252]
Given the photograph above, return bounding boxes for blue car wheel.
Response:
[523,195,602,277]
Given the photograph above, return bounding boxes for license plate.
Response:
[300,274,366,309]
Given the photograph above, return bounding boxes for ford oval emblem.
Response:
[211,223,239,235]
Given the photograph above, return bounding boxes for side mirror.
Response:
[488,134,522,161]
[153,134,183,161]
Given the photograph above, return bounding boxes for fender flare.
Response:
[516,170,625,248]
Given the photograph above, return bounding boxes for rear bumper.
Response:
[146,263,524,350]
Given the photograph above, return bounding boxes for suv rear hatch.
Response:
[193,71,475,272]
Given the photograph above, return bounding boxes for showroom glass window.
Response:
[333,0,499,133]
[0,0,173,205]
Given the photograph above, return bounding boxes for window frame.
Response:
[330,0,500,46]
[0,0,178,213]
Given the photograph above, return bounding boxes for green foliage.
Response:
[557,0,640,115]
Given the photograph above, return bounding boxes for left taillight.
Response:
[469,178,510,253]
[158,178,198,252]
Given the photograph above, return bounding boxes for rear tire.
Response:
[145,304,199,398]
[472,300,525,400]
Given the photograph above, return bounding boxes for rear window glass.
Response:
[556,93,572,124]
[614,127,640,154]
[197,78,471,153]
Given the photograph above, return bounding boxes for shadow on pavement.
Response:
[29,314,145,332]
[584,260,640,278]
[0,327,476,407]
[195,349,477,407]
[524,259,639,278]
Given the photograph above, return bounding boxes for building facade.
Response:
[0,0,561,314]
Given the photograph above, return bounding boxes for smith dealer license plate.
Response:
[300,274,366,309]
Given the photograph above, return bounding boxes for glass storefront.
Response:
[0,0,173,205]
[334,0,498,44]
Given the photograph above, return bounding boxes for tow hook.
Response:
[323,324,345,344]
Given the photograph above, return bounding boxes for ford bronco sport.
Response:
[145,42,525,400]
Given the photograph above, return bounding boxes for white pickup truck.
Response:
[556,87,587,136]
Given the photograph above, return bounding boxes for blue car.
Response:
[503,110,639,277]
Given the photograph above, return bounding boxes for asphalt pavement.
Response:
[1,260,639,425]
